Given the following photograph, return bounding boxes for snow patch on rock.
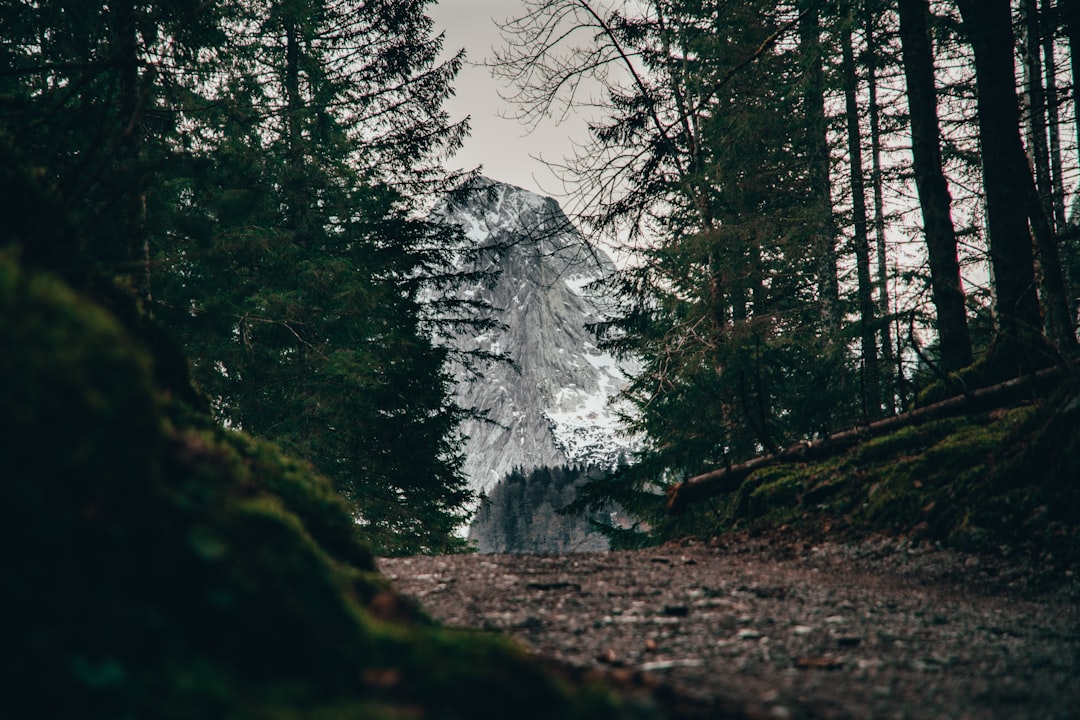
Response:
[434,178,637,494]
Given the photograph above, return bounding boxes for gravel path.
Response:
[380,535,1080,719]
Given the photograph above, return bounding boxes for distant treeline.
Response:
[469,465,625,553]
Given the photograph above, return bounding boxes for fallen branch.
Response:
[666,366,1065,513]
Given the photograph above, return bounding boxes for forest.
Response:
[470,465,617,553]
[3,0,1079,551]
[485,0,1080,533]
[3,0,1080,716]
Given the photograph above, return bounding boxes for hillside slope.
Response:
[650,375,1080,566]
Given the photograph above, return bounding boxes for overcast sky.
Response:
[429,1,593,200]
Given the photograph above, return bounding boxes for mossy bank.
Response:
[0,255,633,719]
[663,377,1080,569]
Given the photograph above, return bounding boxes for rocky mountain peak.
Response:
[435,178,634,494]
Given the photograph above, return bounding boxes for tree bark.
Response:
[897,0,973,372]
[841,19,881,419]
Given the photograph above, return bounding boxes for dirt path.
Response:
[381,535,1079,719]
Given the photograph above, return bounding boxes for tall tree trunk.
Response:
[1041,0,1067,232]
[864,0,895,414]
[1062,0,1080,324]
[113,0,151,305]
[283,17,310,237]
[956,0,1073,366]
[799,1,841,332]
[1021,0,1079,350]
[841,19,881,419]
[1022,0,1055,223]
[1065,0,1080,155]
[897,0,973,372]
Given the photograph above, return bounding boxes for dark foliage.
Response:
[470,465,617,553]
[0,0,479,554]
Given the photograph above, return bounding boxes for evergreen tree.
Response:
[155,0,475,554]
[469,465,613,553]
[0,0,225,291]
[955,0,1076,362]
[494,0,1080,531]
[897,0,973,373]
[2,0,480,554]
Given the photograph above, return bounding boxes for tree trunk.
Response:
[1041,0,1067,232]
[112,0,153,308]
[841,19,881,419]
[865,0,896,414]
[955,0,1051,369]
[799,2,841,332]
[1061,0,1080,325]
[897,0,973,372]
[283,18,309,237]
[1065,0,1080,159]
[1022,0,1054,220]
[1018,1,1078,351]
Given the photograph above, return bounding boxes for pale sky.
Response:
[429,0,593,199]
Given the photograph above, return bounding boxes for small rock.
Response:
[639,658,704,671]
[795,656,843,670]
[738,629,762,640]
[526,581,581,591]
[598,648,620,665]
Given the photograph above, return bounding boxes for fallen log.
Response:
[666,366,1065,513]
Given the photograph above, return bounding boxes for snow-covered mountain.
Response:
[435,178,636,494]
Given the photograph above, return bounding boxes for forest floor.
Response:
[381,532,1080,719]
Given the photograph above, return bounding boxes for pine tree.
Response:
[897,0,973,373]
[154,0,475,554]
[0,0,225,291]
[840,6,882,418]
[956,0,1076,362]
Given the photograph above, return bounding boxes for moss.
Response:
[747,469,805,519]
[850,417,964,464]
[0,256,636,719]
